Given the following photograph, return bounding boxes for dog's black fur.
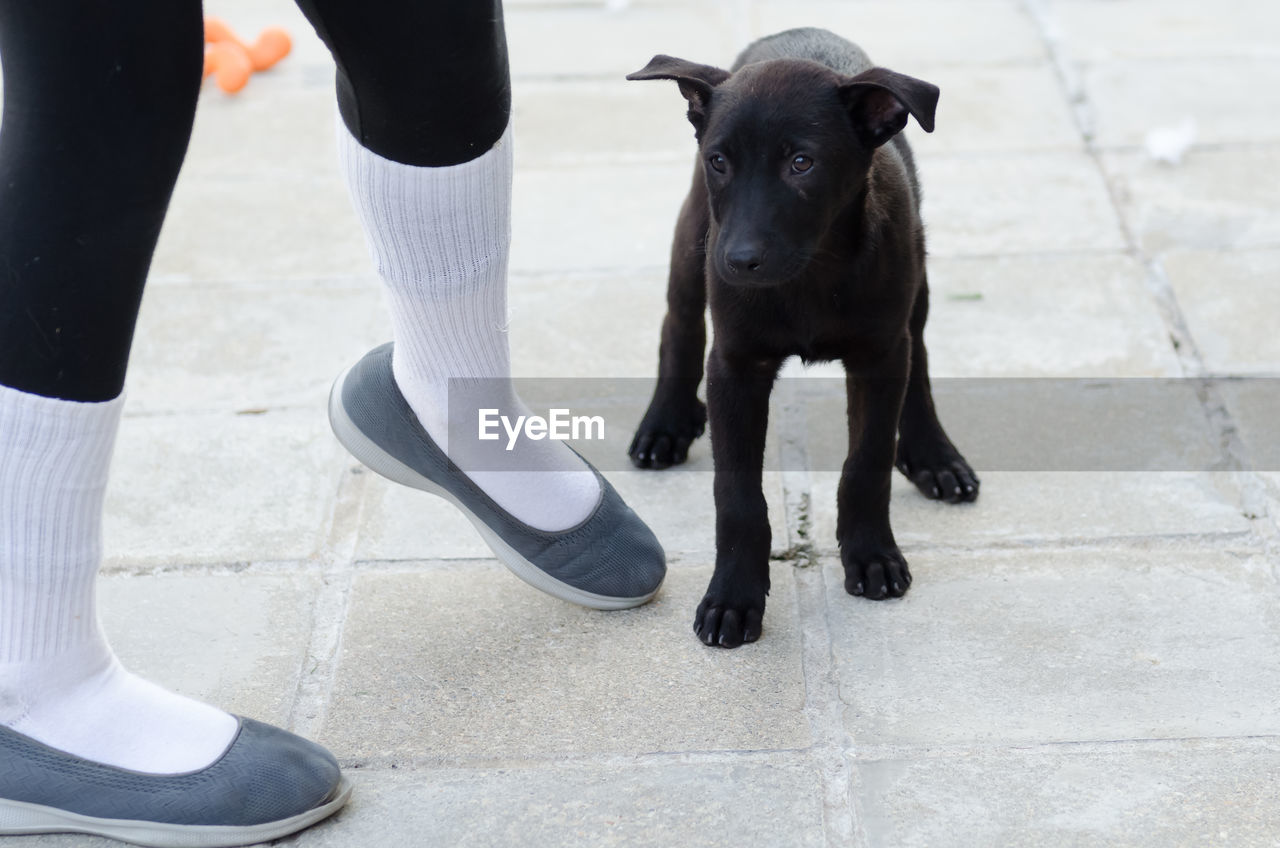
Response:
[626,28,979,648]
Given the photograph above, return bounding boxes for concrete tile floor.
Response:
[13,0,1280,845]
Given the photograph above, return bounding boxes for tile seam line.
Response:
[1019,0,1277,544]
[771,378,859,847]
[326,730,1280,773]
[337,746,818,772]
[147,266,672,287]
[508,61,1056,81]
[99,526,1267,579]
[286,463,368,739]
[1090,140,1280,156]
[101,536,1269,578]
[796,565,864,847]
[148,265,674,287]
[853,732,1280,761]
[807,530,1264,558]
[99,560,326,578]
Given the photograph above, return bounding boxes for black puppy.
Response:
[626,28,979,648]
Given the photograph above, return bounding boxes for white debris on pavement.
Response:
[1145,117,1197,165]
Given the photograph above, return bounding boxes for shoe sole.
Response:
[0,777,351,848]
[328,364,656,611]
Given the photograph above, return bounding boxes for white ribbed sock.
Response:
[339,120,601,531]
[0,383,238,773]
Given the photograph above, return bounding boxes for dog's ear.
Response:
[839,68,939,149]
[627,55,731,138]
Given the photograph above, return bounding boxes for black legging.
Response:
[0,0,510,403]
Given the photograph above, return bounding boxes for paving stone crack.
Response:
[1023,0,1276,547]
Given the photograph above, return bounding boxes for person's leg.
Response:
[299,0,630,518]
[297,0,605,534]
[295,0,513,168]
[0,10,344,838]
[0,0,246,775]
[298,0,665,605]
[0,4,197,401]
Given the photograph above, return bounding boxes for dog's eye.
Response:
[791,155,814,174]
[708,153,728,174]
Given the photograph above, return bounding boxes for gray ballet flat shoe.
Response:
[0,717,351,848]
[329,342,666,610]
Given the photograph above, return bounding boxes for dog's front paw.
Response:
[693,592,764,648]
[840,539,911,600]
[629,398,707,469]
[896,442,980,504]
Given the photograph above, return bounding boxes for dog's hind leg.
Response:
[629,168,711,469]
[895,276,980,503]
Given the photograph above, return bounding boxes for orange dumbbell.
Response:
[204,40,252,93]
[202,17,292,94]
[246,28,292,71]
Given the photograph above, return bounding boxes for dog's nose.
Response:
[725,247,765,275]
